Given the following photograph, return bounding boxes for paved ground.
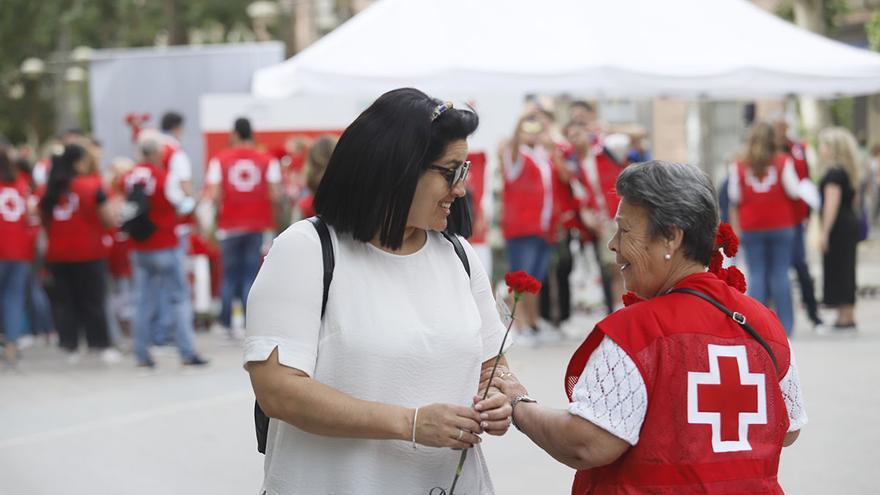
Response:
[1,240,878,494]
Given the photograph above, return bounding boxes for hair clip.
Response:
[431,101,454,122]
[51,144,65,156]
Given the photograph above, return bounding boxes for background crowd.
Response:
[1,97,878,369]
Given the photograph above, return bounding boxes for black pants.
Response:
[48,260,110,351]
[541,234,574,324]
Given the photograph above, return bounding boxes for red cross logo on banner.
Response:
[688,345,767,453]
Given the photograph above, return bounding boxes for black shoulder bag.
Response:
[669,288,780,374]
[254,219,471,454]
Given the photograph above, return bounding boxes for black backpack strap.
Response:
[308,216,335,317]
[441,231,470,277]
[256,216,335,454]
[670,288,780,374]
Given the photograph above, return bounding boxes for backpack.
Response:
[119,182,156,241]
[254,216,471,454]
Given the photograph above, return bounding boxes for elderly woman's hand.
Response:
[495,370,529,405]
[472,391,512,436]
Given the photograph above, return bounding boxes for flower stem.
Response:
[446,296,519,495]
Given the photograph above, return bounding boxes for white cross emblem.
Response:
[228,160,261,192]
[744,167,778,193]
[0,187,25,222]
[52,192,80,221]
[688,345,767,453]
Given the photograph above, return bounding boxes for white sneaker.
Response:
[513,330,538,349]
[536,325,563,344]
[101,348,124,364]
[17,335,35,349]
[65,351,82,365]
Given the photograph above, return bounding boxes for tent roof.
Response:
[252,0,880,99]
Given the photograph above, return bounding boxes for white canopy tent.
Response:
[252,0,880,100]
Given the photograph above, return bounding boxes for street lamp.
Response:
[20,58,46,79]
[247,1,279,42]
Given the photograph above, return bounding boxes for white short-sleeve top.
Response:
[244,220,507,494]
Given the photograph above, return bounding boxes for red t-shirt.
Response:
[0,174,34,261]
[43,174,110,262]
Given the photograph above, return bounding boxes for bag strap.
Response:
[307,216,334,317]
[669,288,780,374]
[441,231,471,277]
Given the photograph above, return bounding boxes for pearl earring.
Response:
[664,253,672,260]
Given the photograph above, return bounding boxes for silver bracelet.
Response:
[510,394,538,431]
[411,407,419,449]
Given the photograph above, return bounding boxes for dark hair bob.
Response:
[314,88,478,249]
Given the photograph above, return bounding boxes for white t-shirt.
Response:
[568,335,808,445]
[244,221,507,494]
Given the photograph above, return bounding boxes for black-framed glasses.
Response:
[426,160,471,189]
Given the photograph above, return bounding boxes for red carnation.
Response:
[708,251,723,275]
[505,270,541,297]
[715,222,739,258]
[724,266,747,293]
[622,291,642,307]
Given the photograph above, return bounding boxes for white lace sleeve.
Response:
[780,346,808,432]
[568,336,648,445]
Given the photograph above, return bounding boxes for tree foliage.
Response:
[0,0,258,144]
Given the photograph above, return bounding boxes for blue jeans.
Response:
[742,227,795,334]
[152,233,189,345]
[28,271,54,334]
[131,248,197,363]
[0,260,30,343]
[219,232,264,328]
[506,235,551,283]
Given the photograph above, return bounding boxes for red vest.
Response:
[737,154,796,231]
[786,140,810,223]
[501,146,552,240]
[0,174,33,261]
[594,147,625,220]
[566,273,791,495]
[213,147,276,232]
[44,174,110,262]
[123,162,178,251]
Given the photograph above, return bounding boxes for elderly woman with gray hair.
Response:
[493,161,807,494]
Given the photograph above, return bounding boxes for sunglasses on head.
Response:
[426,160,471,189]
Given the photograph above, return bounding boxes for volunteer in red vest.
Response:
[494,161,806,494]
[501,112,554,343]
[125,136,208,368]
[773,117,822,328]
[39,144,118,362]
[153,112,196,346]
[0,145,33,364]
[204,118,280,336]
[729,122,800,334]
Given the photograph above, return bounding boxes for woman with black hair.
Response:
[0,146,34,364]
[40,144,116,362]
[245,88,512,493]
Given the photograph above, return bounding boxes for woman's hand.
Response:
[819,234,829,254]
[473,391,512,436]
[494,370,530,404]
[415,403,483,449]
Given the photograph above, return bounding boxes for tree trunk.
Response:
[164,0,187,45]
[793,0,831,139]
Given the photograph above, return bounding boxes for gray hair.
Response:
[137,131,162,159]
[615,160,719,265]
